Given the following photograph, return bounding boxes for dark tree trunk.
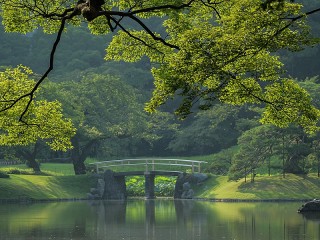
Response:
[27,158,41,172]
[19,142,41,173]
[71,137,86,175]
[72,157,87,175]
[71,136,99,175]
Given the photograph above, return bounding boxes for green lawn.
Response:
[0,163,75,176]
[0,163,95,200]
[0,174,95,200]
[195,173,320,200]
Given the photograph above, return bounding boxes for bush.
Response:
[6,168,34,175]
[0,171,10,178]
[126,176,145,196]
[126,176,176,197]
[155,176,175,196]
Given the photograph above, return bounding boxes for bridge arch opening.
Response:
[126,175,176,198]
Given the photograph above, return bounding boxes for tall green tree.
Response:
[229,125,277,181]
[43,72,147,174]
[168,104,243,155]
[0,66,75,171]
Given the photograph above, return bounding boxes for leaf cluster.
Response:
[0,66,75,151]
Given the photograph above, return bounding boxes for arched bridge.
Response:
[90,158,207,199]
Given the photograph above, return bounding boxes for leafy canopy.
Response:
[0,0,320,133]
[0,66,75,150]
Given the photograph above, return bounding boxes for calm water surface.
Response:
[0,200,319,240]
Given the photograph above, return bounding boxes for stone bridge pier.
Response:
[145,173,155,199]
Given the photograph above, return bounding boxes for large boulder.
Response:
[181,182,194,199]
[298,199,320,213]
[174,173,208,199]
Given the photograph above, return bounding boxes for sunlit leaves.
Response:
[88,17,112,35]
[143,0,320,131]
[0,66,75,150]
[261,79,320,133]
[0,0,70,33]
[0,0,320,133]
[106,30,171,62]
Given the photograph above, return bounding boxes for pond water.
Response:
[0,200,319,240]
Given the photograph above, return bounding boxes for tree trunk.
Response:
[72,159,87,175]
[71,137,87,175]
[27,158,41,172]
[71,136,99,175]
[19,142,41,173]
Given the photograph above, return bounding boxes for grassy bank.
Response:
[0,174,95,200]
[195,173,320,200]
[0,163,95,200]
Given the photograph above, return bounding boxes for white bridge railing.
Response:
[91,158,207,174]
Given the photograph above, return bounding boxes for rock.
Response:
[174,173,188,199]
[192,173,208,183]
[183,182,191,191]
[103,170,127,200]
[298,199,320,213]
[87,193,95,200]
[90,188,99,195]
[181,189,194,199]
[97,178,105,197]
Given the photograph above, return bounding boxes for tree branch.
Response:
[0,9,80,122]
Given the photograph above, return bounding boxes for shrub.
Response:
[126,176,176,197]
[0,171,10,178]
[6,168,34,175]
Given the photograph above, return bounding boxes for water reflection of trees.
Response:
[91,201,320,240]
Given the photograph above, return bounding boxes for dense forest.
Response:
[1,0,320,179]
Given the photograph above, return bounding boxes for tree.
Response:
[1,0,320,148]
[168,104,243,155]
[274,127,312,175]
[0,66,75,171]
[229,125,277,181]
[43,72,148,174]
[140,1,320,132]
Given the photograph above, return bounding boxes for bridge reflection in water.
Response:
[92,200,202,240]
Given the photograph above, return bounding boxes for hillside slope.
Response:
[0,174,95,200]
[195,174,320,200]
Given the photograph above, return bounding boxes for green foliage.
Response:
[125,0,319,131]
[154,176,175,196]
[0,170,9,178]
[0,66,76,150]
[0,163,76,176]
[126,176,145,196]
[1,0,320,168]
[261,79,320,133]
[126,176,176,197]
[168,105,242,155]
[0,1,79,33]
[205,147,238,175]
[5,168,35,175]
